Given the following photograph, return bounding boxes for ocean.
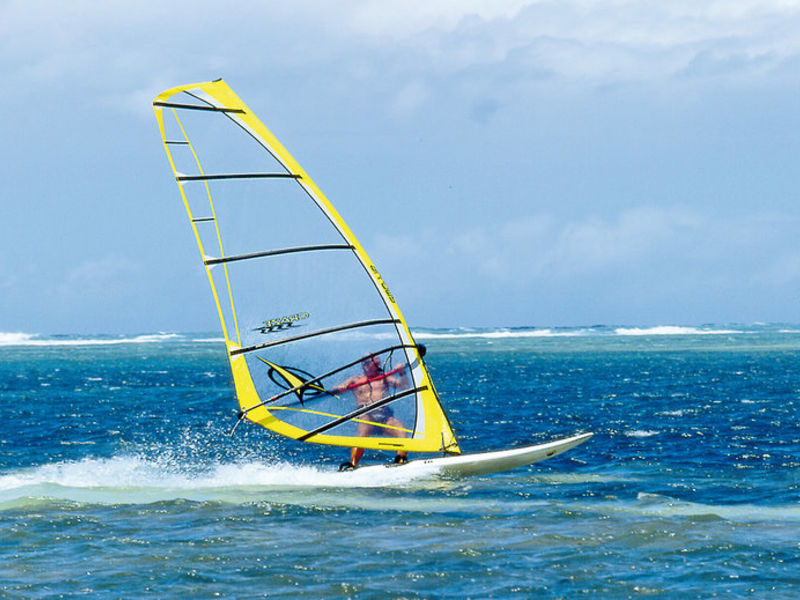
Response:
[2,324,799,598]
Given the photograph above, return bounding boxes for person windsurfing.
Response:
[332,355,409,470]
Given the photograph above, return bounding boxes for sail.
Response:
[153,79,460,454]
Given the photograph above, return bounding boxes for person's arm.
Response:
[385,365,409,388]
[330,376,358,394]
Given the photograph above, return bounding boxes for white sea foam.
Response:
[529,472,637,484]
[0,332,182,347]
[631,493,800,522]
[0,324,786,347]
[567,492,800,523]
[0,455,452,508]
[0,332,35,345]
[624,430,660,438]
[657,410,687,417]
[415,325,749,339]
[614,326,740,336]
[413,329,590,340]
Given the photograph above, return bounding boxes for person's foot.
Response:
[393,454,408,465]
[339,461,355,471]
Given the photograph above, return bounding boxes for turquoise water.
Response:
[2,325,800,597]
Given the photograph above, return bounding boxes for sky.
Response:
[2,0,800,333]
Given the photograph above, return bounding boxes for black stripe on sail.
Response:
[165,140,190,145]
[230,319,400,356]
[205,244,354,266]
[153,101,245,113]
[298,386,427,441]
[177,173,301,182]
[192,217,215,223]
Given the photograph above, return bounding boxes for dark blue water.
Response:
[2,326,800,598]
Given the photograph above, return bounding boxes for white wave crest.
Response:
[414,325,747,339]
[631,493,800,522]
[624,430,660,438]
[566,493,800,523]
[657,410,687,417]
[0,332,36,345]
[0,333,182,347]
[614,326,739,336]
[413,328,588,340]
[0,456,452,508]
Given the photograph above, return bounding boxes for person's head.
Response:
[361,356,382,377]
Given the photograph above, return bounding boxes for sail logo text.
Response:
[370,265,395,304]
[254,312,310,334]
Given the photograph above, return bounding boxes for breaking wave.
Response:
[413,328,591,340]
[0,333,183,347]
[614,326,740,336]
[2,324,792,347]
[414,325,752,339]
[0,455,454,509]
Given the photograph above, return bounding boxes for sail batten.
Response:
[230,318,401,355]
[176,172,300,181]
[154,100,244,113]
[153,79,460,455]
[238,343,421,416]
[204,244,354,266]
[299,386,428,441]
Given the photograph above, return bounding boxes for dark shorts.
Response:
[365,406,393,423]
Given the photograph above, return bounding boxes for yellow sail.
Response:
[153,79,460,454]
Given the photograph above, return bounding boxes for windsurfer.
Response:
[333,355,409,469]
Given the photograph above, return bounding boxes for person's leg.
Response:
[350,422,373,467]
[386,417,408,463]
[350,446,365,466]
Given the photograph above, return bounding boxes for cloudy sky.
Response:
[2,1,800,333]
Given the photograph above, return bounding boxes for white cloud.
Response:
[547,206,701,274]
[56,256,143,305]
[392,80,430,115]
[758,252,800,286]
[373,232,427,262]
[328,0,800,84]
[348,0,534,38]
[4,0,800,98]
[3,1,800,330]
[441,207,700,283]
[400,207,799,297]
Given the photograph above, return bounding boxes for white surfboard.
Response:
[346,432,593,478]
